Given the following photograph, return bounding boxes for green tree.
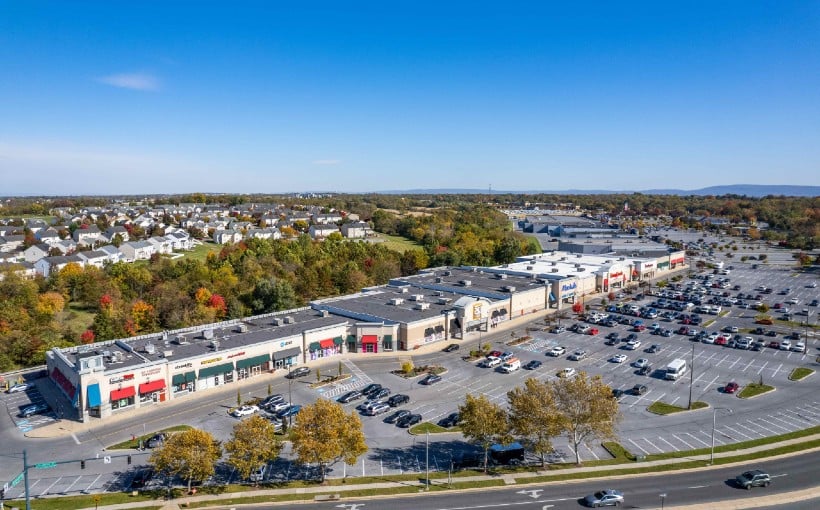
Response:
[290,398,368,482]
[225,415,283,484]
[551,372,620,465]
[458,393,510,473]
[507,378,562,467]
[149,428,222,492]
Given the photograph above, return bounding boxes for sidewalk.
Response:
[50,433,820,510]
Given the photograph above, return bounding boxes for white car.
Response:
[569,350,587,361]
[791,341,806,353]
[779,339,792,351]
[7,382,32,394]
[633,358,649,368]
[610,354,628,363]
[626,339,641,350]
[558,367,577,378]
[231,405,259,418]
[548,346,567,357]
[269,401,291,413]
[787,298,799,304]
[484,356,502,368]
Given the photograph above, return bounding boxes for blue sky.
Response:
[1,1,818,195]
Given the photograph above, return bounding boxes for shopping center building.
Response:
[44,250,684,422]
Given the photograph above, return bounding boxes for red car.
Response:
[768,341,780,349]
[715,336,728,346]
[724,382,739,394]
[488,350,502,359]
[587,328,599,335]
[773,303,782,309]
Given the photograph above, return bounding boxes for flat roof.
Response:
[313,285,465,325]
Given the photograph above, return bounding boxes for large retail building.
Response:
[45,250,684,422]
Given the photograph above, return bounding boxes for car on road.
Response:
[724,382,739,394]
[396,413,422,428]
[19,402,50,418]
[633,358,649,369]
[631,384,648,396]
[646,344,661,354]
[548,346,566,357]
[384,409,411,424]
[610,354,628,363]
[7,382,33,393]
[387,394,410,407]
[338,390,364,403]
[558,367,577,378]
[523,360,542,370]
[286,366,310,379]
[231,405,260,418]
[438,412,461,428]
[420,374,442,385]
[443,343,460,353]
[361,383,383,397]
[736,469,771,489]
[569,350,587,361]
[583,489,625,507]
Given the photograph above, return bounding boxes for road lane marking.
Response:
[71,432,81,445]
[688,485,708,489]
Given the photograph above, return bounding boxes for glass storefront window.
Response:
[111,397,134,410]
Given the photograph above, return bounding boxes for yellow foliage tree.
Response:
[194,287,212,306]
[130,299,157,334]
[149,428,222,492]
[36,291,66,316]
[225,415,283,483]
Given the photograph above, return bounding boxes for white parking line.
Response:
[669,396,680,406]
[642,437,664,453]
[728,356,743,370]
[584,443,600,460]
[700,374,721,393]
[657,436,680,451]
[700,430,724,445]
[756,360,769,375]
[779,409,816,424]
[743,357,756,372]
[39,477,62,496]
[756,417,792,433]
[685,432,710,447]
[627,438,650,455]
[84,474,102,492]
[767,414,800,430]
[771,363,783,378]
[727,427,753,440]
[714,353,730,367]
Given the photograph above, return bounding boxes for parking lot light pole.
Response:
[425,431,430,490]
[287,364,293,427]
[710,408,732,464]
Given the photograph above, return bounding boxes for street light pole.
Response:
[688,342,695,409]
[710,408,732,464]
[425,431,430,490]
[287,364,293,427]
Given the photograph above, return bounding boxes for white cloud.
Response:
[97,72,160,91]
[312,159,341,165]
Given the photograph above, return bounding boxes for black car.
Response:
[523,360,542,370]
[637,365,652,376]
[631,384,648,396]
[19,402,50,418]
[384,410,411,424]
[260,394,285,409]
[387,393,410,407]
[361,383,383,397]
[286,366,311,379]
[397,413,422,428]
[443,343,460,353]
[337,390,364,403]
[765,330,777,337]
[370,387,391,399]
[646,344,661,353]
[437,412,460,428]
[611,388,625,400]
[146,432,168,448]
[419,374,442,385]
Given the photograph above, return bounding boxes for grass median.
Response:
[647,400,708,415]
[789,367,814,381]
[738,382,775,399]
[108,425,192,450]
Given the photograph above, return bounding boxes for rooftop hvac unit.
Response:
[319,309,329,317]
[575,263,581,268]
[163,350,173,358]
[496,273,507,279]
[272,318,282,326]
[410,294,424,301]
[435,277,443,283]
[283,316,294,324]
[389,298,404,305]
[112,351,124,363]
[503,286,517,293]
[210,340,220,351]
[236,323,248,333]
[552,261,557,266]
[552,268,559,273]
[400,287,409,293]
[577,267,586,272]
[576,254,583,258]
[435,291,444,297]
[175,335,189,345]
[443,270,452,276]
[144,343,156,355]
[460,280,472,286]
[437,298,451,305]
[161,331,169,341]
[560,257,567,261]
[102,350,112,359]
[203,329,214,340]
[526,265,534,270]
[414,302,431,310]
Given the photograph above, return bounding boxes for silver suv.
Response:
[736,470,770,490]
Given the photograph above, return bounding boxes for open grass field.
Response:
[373,233,424,253]
[183,241,222,262]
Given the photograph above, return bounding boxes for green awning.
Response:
[346,335,356,343]
[236,354,271,370]
[657,261,670,268]
[308,341,321,351]
[198,362,234,379]
[172,371,196,385]
[333,336,344,345]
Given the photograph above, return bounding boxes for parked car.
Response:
[231,405,259,418]
[631,384,648,396]
[633,358,649,369]
[646,344,661,354]
[583,489,625,507]
[276,404,302,418]
[548,346,566,357]
[366,403,391,416]
[260,394,285,409]
[7,382,32,394]
[736,469,771,489]
[370,387,391,400]
[611,388,625,400]
[482,356,502,368]
[387,394,410,407]
[384,409,411,424]
[437,412,461,428]
[396,413,422,428]
[338,390,364,403]
[625,339,641,350]
[569,350,587,361]
[443,343,460,353]
[488,350,503,358]
[286,366,310,379]
[637,364,652,376]
[610,354,628,363]
[146,432,168,448]
[724,382,739,394]
[20,402,50,418]
[361,383,383,397]
[551,326,566,334]
[558,367,577,378]
[523,360,542,370]
[420,374,442,385]
[499,351,514,361]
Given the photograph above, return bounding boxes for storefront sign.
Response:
[643,263,654,269]
[227,351,246,359]
[141,367,162,377]
[200,357,223,365]
[109,374,134,384]
[471,301,484,320]
[279,340,294,348]
[561,282,577,292]
[174,362,192,370]
[610,271,623,278]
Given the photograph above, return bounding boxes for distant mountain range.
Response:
[380,184,820,197]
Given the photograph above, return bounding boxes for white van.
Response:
[665,359,687,381]
[250,463,267,482]
[500,358,521,373]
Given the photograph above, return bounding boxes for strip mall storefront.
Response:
[308,337,343,360]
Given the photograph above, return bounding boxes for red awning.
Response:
[361,335,378,344]
[138,379,166,394]
[110,386,135,401]
[319,339,335,349]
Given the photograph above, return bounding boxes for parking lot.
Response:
[1,380,60,433]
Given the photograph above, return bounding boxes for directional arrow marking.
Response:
[336,504,365,510]
[516,489,543,499]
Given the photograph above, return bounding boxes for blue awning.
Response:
[549,292,556,302]
[87,383,101,408]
